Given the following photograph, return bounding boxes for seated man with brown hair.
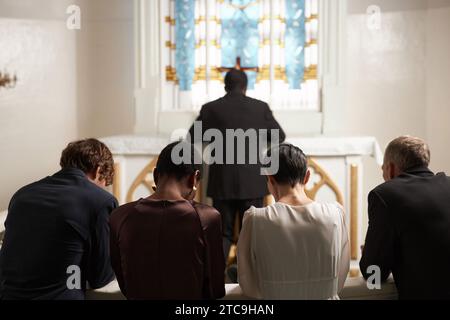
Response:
[0,139,117,300]
[360,136,450,300]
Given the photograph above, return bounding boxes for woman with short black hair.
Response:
[237,143,350,300]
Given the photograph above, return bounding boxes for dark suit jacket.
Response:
[360,167,450,300]
[0,168,117,300]
[188,92,286,200]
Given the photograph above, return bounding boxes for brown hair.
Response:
[385,136,431,172]
[60,139,114,186]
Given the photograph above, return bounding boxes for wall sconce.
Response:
[0,71,18,89]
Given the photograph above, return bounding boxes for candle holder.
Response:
[0,71,18,89]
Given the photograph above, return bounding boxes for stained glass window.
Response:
[161,0,319,111]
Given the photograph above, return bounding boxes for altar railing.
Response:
[85,278,398,300]
[119,156,355,272]
[0,209,397,300]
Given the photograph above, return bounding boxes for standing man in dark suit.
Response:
[0,139,117,300]
[360,136,450,299]
[189,69,286,262]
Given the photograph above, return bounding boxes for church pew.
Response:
[0,209,397,300]
[85,278,398,300]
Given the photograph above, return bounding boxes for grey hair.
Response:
[384,136,431,171]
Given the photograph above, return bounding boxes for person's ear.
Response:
[153,168,159,188]
[267,175,276,187]
[303,170,311,185]
[389,163,397,180]
[392,163,403,178]
[95,167,102,178]
[189,170,201,190]
[89,167,106,188]
[194,170,201,188]
[267,175,279,201]
[388,162,395,179]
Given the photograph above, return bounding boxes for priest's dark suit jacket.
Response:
[188,91,286,200]
[360,167,450,300]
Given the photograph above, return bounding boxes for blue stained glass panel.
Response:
[175,0,196,91]
[285,0,306,89]
[221,0,260,89]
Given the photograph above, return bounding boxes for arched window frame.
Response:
[133,0,347,136]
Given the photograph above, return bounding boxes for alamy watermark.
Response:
[367,5,382,31]
[66,265,81,290]
[365,265,382,290]
[170,122,281,176]
[66,5,81,30]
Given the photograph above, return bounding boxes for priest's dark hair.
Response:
[60,138,115,186]
[265,143,308,187]
[155,141,203,181]
[224,69,248,92]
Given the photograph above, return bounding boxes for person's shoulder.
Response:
[319,202,345,219]
[370,179,402,200]
[244,96,268,107]
[305,202,346,229]
[112,200,141,215]
[444,173,450,183]
[245,205,268,218]
[110,201,139,225]
[9,177,49,203]
[84,181,117,205]
[192,201,220,218]
[330,201,344,212]
[12,179,45,195]
[202,97,224,110]
[192,202,223,231]
[433,171,450,184]
[317,201,344,212]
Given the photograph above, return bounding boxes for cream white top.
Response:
[237,202,350,300]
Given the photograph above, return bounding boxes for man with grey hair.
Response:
[360,136,450,299]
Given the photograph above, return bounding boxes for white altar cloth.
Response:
[288,136,383,165]
[101,135,383,164]
[100,135,169,156]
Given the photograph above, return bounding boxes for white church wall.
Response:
[344,0,450,225]
[426,0,450,175]
[76,0,135,138]
[345,0,428,232]
[0,0,79,209]
[0,0,136,209]
[345,0,427,158]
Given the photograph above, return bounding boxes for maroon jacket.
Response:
[110,199,225,300]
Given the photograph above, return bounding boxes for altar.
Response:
[101,134,383,277]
